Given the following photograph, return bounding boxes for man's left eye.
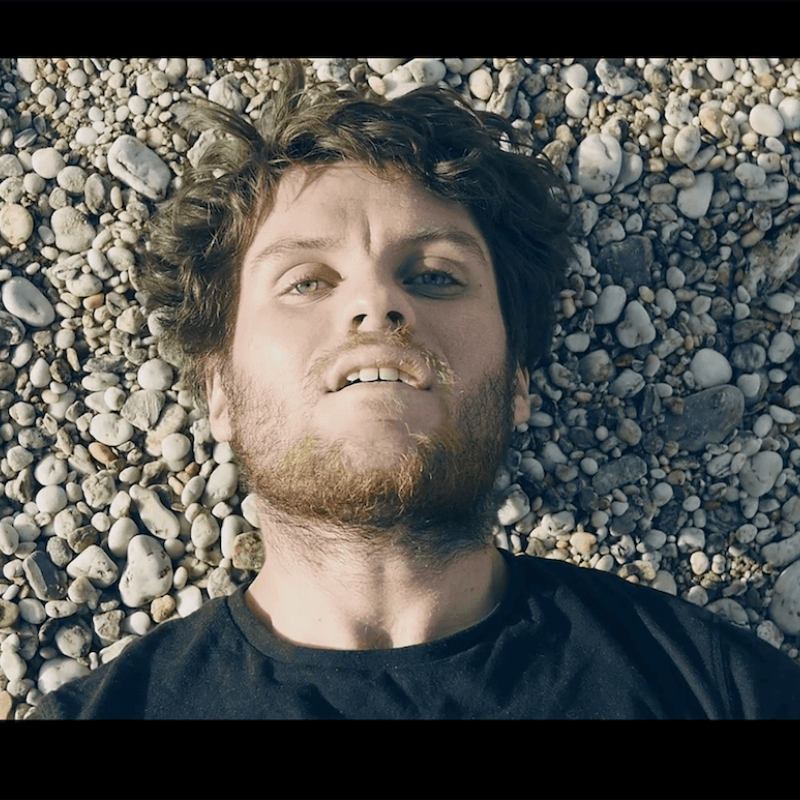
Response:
[409,271,460,287]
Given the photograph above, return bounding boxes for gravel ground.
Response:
[1,57,800,720]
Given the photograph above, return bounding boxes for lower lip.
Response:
[334,381,424,393]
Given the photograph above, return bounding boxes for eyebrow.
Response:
[247,227,491,272]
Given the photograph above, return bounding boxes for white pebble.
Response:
[37,657,90,696]
[689,349,732,389]
[565,88,590,118]
[769,331,795,363]
[750,103,784,137]
[778,96,800,131]
[593,285,627,325]
[690,551,710,575]
[175,585,203,618]
[35,485,67,515]
[706,58,735,82]
[90,413,134,447]
[31,147,65,179]
[677,172,714,219]
[1,276,55,327]
[34,454,68,486]
[0,203,34,246]
[572,134,623,194]
[137,358,173,391]
[616,301,656,348]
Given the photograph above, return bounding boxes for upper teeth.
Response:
[346,367,413,385]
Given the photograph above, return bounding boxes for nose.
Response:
[345,271,416,334]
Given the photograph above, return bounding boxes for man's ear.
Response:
[513,365,530,427]
[206,359,232,443]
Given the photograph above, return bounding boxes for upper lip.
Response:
[325,347,433,392]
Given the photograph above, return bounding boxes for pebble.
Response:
[593,285,627,325]
[1,276,55,327]
[706,58,735,82]
[107,135,172,201]
[50,206,96,253]
[367,58,406,76]
[207,76,247,113]
[738,451,784,498]
[129,484,181,539]
[66,545,119,588]
[30,147,65,180]
[137,358,173,391]
[674,125,702,164]
[406,58,446,87]
[203,462,239,506]
[37,657,90,696]
[89,413,134,447]
[175,585,203,618]
[0,204,34,246]
[677,172,714,219]
[778,96,800,130]
[22,551,68,602]
[34,454,68,486]
[769,559,800,635]
[616,301,656,348]
[572,134,623,194]
[750,103,784,138]
[689,349,732,389]
[768,330,795,363]
[118,535,174,608]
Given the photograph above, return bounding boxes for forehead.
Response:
[247,161,492,263]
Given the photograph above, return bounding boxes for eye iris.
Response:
[295,279,317,294]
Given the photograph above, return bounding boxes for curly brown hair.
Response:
[138,59,574,408]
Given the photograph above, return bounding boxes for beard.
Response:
[222,331,518,570]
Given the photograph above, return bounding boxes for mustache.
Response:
[309,323,457,391]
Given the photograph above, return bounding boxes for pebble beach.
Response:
[1,57,800,719]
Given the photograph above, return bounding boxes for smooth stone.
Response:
[1,276,54,327]
[137,359,173,391]
[22,551,68,602]
[778,96,800,131]
[108,517,139,558]
[608,369,645,398]
[735,162,767,190]
[706,58,735,82]
[50,206,96,253]
[677,172,714,219]
[468,68,494,101]
[181,475,206,506]
[750,103,784,137]
[107,135,171,201]
[592,454,648,496]
[118,534,173,608]
[54,620,92,659]
[689,349,732,389]
[129,484,181,539]
[578,349,616,384]
[769,559,800,634]
[564,87,590,118]
[34,454,68,486]
[93,609,124,645]
[31,147,65,180]
[28,356,50,388]
[595,235,653,290]
[593,285,627,325]
[65,273,102,298]
[706,598,749,628]
[657,385,744,453]
[6,446,32,473]
[761,531,800,568]
[175,585,203,618]
[202,462,239,506]
[744,175,788,204]
[232,531,265,571]
[240,493,260,528]
[0,598,19,628]
[572,134,623,194]
[0,204,34,246]
[161,432,190,462]
[405,58,446,86]
[89,413,134,447]
[37,656,91,696]
[18,597,45,625]
[768,330,795,363]
[497,486,530,526]
[739,451,783,498]
[655,287,677,317]
[207,75,247,113]
[367,58,405,76]
[57,165,88,195]
[0,522,19,556]
[66,544,119,588]
[206,566,239,599]
[674,125,702,164]
[616,301,656,348]
[766,293,795,314]
[190,510,220,549]
[0,650,25,682]
[561,63,588,90]
[35,485,67,515]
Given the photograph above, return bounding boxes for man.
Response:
[31,60,800,719]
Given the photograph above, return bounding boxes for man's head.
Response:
[139,60,574,564]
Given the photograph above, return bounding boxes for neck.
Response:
[244,509,509,651]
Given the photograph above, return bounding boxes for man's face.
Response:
[207,162,530,562]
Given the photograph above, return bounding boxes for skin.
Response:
[207,162,531,650]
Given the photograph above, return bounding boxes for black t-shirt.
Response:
[29,551,800,719]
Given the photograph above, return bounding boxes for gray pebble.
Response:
[1,276,55,327]
[107,135,172,201]
[118,534,173,608]
[22,551,68,602]
[50,206,96,253]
